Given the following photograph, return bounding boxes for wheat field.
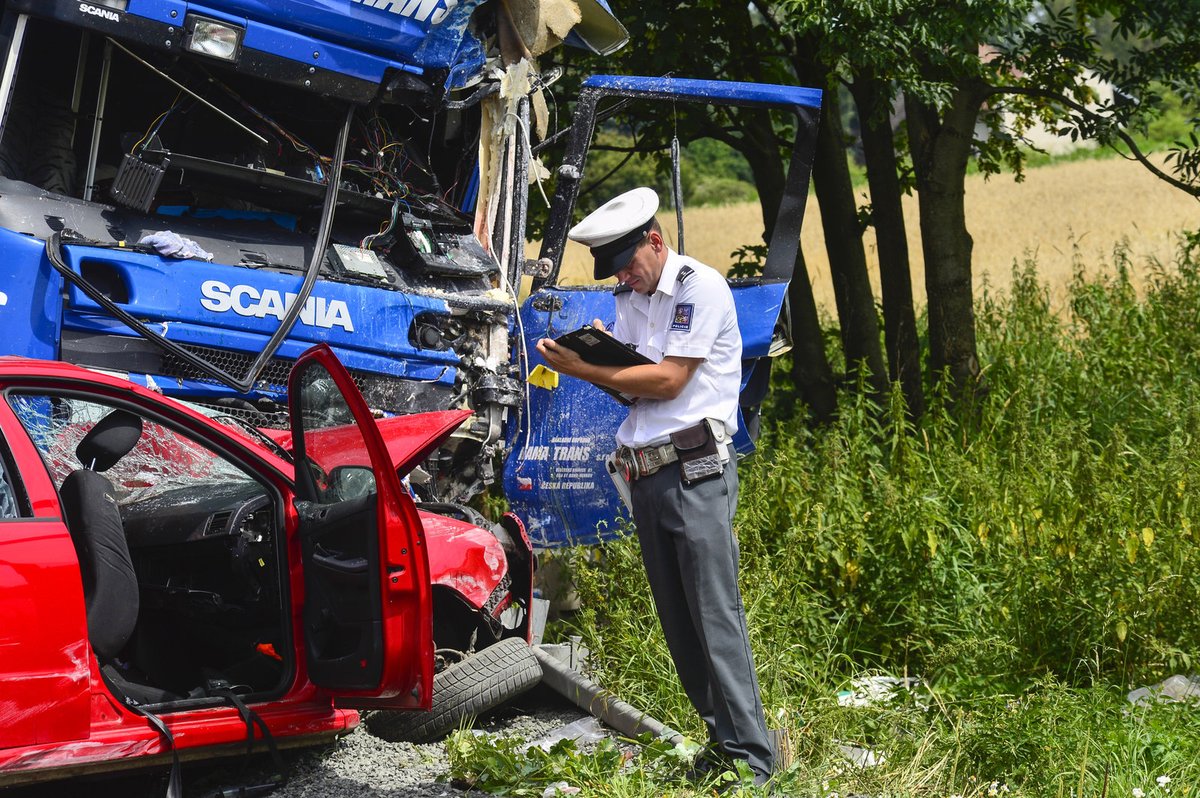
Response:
[546,155,1199,313]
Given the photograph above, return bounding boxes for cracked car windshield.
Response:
[8,394,255,504]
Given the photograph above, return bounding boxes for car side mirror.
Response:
[329,465,375,500]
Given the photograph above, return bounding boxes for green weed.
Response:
[460,234,1200,795]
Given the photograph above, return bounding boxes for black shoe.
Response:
[684,754,718,782]
[684,745,736,783]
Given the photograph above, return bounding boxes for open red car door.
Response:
[288,344,435,708]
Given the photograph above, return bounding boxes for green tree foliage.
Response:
[540,0,1199,414]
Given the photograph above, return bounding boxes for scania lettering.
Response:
[78,3,119,22]
[200,281,355,332]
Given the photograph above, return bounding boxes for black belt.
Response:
[615,421,730,482]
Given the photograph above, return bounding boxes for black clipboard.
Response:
[553,326,653,405]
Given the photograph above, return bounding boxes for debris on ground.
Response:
[1126,674,1200,707]
[836,675,929,708]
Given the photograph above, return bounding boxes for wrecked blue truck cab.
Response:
[0,2,820,545]
[0,0,623,504]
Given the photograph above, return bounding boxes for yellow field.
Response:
[547,155,1198,313]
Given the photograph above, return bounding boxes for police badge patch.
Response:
[671,303,694,331]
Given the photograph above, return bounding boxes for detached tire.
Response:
[366,638,542,743]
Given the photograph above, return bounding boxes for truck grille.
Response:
[160,345,294,389]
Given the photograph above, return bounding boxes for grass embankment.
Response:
[453,239,1200,795]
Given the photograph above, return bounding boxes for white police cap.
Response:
[567,187,659,279]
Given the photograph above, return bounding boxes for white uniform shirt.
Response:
[612,249,741,448]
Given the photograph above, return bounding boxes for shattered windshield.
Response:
[8,394,256,506]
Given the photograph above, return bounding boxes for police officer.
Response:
[536,187,774,785]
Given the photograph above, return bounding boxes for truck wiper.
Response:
[44,105,355,395]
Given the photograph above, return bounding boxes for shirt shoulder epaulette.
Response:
[677,265,694,283]
[613,283,633,295]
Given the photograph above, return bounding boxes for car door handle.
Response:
[311,551,368,574]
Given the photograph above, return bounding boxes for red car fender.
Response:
[420,510,507,612]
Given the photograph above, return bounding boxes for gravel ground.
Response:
[186,688,602,798]
[2,690,603,798]
[258,694,595,798]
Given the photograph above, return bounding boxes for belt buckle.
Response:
[634,447,653,476]
[638,445,668,475]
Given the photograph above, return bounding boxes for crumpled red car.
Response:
[0,345,534,791]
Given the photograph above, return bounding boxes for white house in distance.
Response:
[980,44,1116,156]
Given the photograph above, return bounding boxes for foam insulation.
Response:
[474,0,580,256]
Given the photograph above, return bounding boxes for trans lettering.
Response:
[522,445,593,462]
[200,280,355,332]
[351,0,458,25]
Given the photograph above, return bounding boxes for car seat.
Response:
[61,409,142,658]
[59,408,174,703]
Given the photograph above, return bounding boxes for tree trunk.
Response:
[735,109,837,422]
[786,251,837,421]
[905,85,985,398]
[850,74,925,418]
[797,65,888,396]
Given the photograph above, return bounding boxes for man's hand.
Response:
[536,337,588,378]
[537,323,701,401]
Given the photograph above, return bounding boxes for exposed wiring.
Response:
[203,72,428,198]
[361,194,411,250]
[130,90,184,154]
[107,37,267,146]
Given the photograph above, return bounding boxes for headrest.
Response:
[77,409,143,473]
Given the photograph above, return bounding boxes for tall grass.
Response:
[526,234,1200,796]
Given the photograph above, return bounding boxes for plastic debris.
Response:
[837,742,885,768]
[541,783,581,797]
[837,675,928,707]
[139,231,215,261]
[521,716,606,753]
[1126,674,1200,707]
[528,364,560,390]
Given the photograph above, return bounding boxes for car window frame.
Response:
[0,427,31,520]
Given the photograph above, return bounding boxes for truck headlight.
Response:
[185,16,244,62]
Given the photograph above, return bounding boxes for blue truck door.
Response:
[503,76,822,548]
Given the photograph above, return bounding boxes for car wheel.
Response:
[365,637,542,743]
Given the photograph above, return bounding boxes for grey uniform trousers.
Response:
[630,457,773,777]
